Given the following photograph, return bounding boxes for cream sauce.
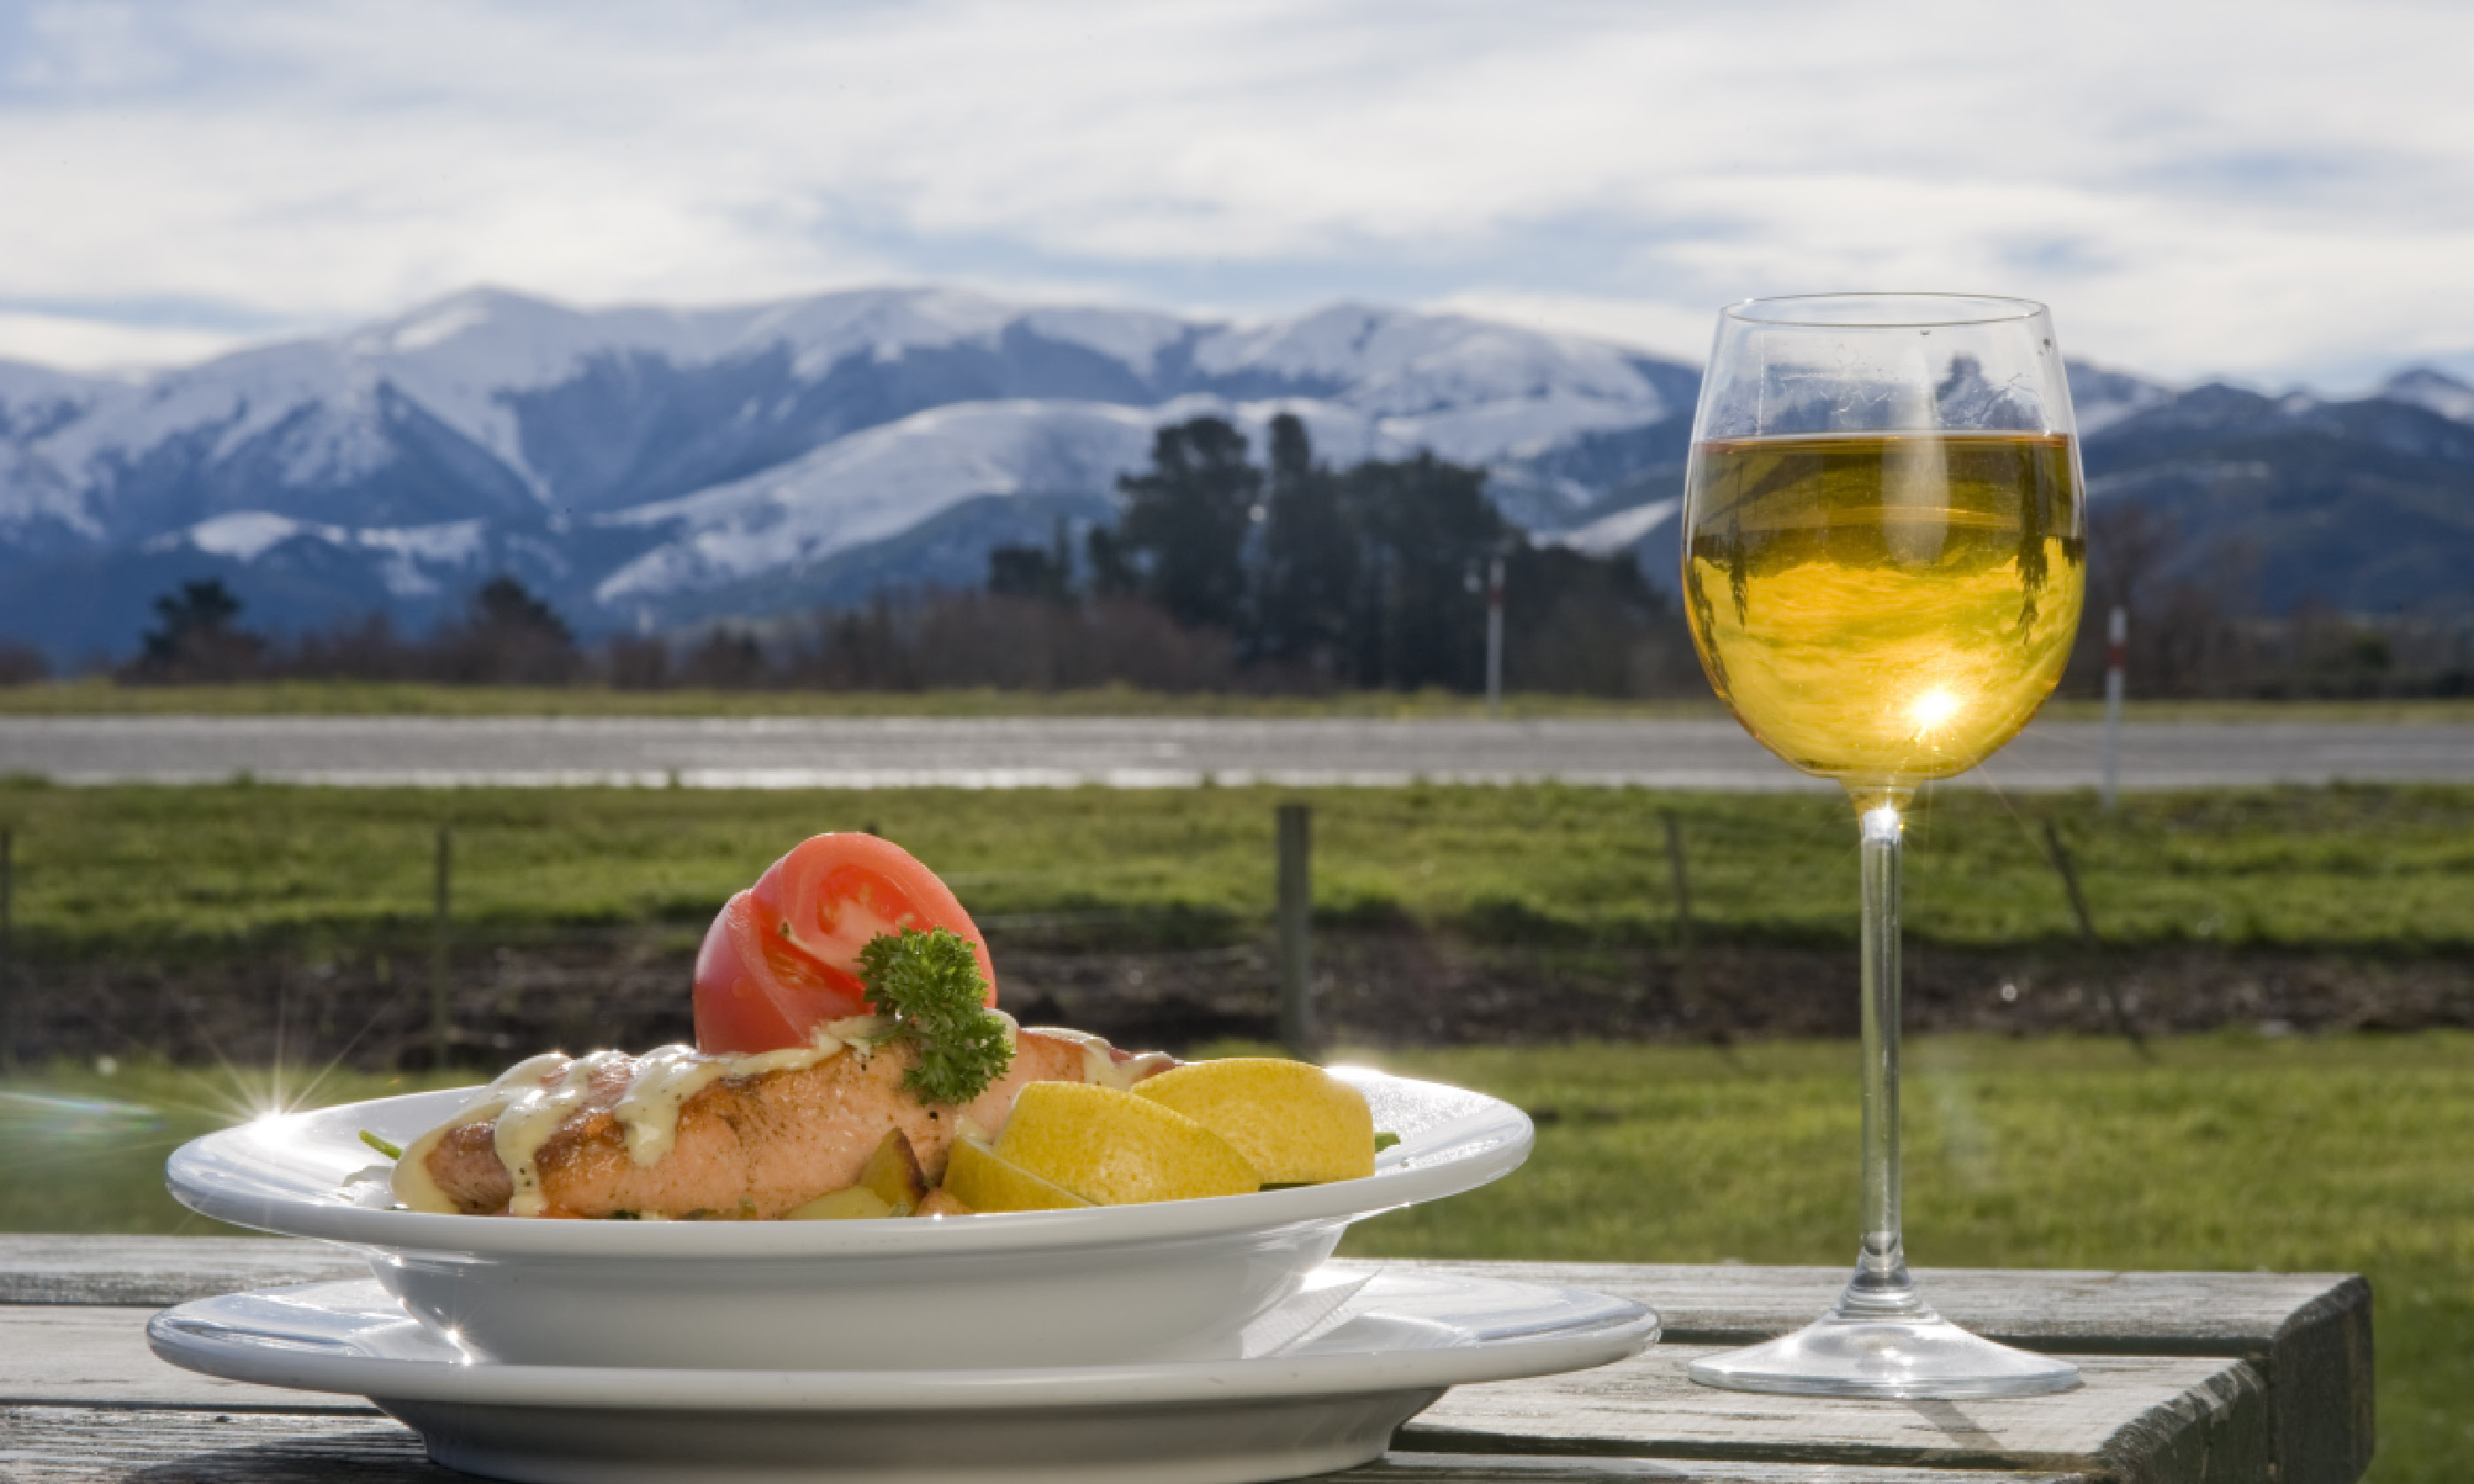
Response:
[1021,1025,1176,1091]
[389,1022,904,1213]
[494,1049,632,1216]
[605,1044,729,1165]
[607,1018,885,1167]
[987,1008,1021,1063]
[387,1051,567,1215]
[386,1124,465,1215]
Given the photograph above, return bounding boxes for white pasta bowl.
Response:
[166,1066,1531,1372]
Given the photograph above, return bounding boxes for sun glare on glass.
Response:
[1908,687,1962,734]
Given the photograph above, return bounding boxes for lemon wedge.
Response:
[1133,1058,1375,1184]
[942,1135,1093,1213]
[996,1081,1260,1205]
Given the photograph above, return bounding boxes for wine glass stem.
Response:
[1840,792,1925,1321]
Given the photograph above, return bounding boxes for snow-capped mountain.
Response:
[2380,367,2474,425]
[1512,360,2187,574]
[2,285,2469,662]
[0,287,1701,657]
[2066,361,2175,435]
[2079,375,2474,616]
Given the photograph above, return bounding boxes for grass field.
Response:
[1339,1034,2474,1483]
[0,779,2467,962]
[4,1033,2465,1481]
[4,676,2473,723]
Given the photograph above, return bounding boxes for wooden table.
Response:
[0,1236,2371,1483]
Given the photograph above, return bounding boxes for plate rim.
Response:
[146,1270,1658,1410]
[164,1068,1532,1258]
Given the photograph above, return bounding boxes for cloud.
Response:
[0,311,239,371]
[0,0,2464,385]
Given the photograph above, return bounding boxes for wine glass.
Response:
[1679,293,2085,1398]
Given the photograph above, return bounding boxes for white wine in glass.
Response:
[1681,295,2085,1398]
[1685,431,2083,792]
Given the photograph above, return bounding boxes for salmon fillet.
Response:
[421,1030,1132,1219]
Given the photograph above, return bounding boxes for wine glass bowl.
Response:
[1683,295,2086,800]
[1679,293,2085,1399]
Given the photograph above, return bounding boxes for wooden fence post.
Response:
[430,827,452,1071]
[1275,803,1317,1061]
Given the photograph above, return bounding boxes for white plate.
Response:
[148,1264,1656,1484]
[166,1068,1532,1371]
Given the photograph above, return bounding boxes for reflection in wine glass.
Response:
[1681,294,2084,1399]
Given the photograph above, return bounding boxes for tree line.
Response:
[3,413,1700,698]
[105,574,597,686]
[986,413,1695,694]
[3,411,2461,700]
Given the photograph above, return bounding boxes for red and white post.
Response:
[2101,604,2127,811]
[1484,556,1506,716]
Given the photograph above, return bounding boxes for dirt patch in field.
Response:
[6,926,2470,1070]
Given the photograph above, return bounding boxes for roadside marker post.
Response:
[1484,556,1505,717]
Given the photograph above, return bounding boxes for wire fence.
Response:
[0,805,2467,1072]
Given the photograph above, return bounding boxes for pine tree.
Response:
[1116,417,1261,632]
[1084,526,1137,598]
[987,517,1078,603]
[436,576,580,685]
[1255,413,1356,668]
[129,577,266,681]
[140,579,247,664]
[1337,453,1504,689]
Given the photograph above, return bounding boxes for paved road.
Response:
[0,715,2466,789]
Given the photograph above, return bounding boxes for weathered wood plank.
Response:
[1402,1261,2354,1354]
[1405,1261,2369,1484]
[0,1237,364,1306]
[1351,1459,2084,1482]
[0,1407,456,1482]
[2263,1276,2376,1484]
[1,1238,2362,1359]
[6,1306,2255,1481]
[0,1241,2369,1484]
[0,1410,2092,1483]
[0,1307,379,1414]
[1402,1345,2267,1484]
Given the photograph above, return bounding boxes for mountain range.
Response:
[1,285,2469,662]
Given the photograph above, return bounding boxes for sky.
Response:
[1,0,2469,392]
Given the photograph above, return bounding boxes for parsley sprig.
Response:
[858,928,1013,1106]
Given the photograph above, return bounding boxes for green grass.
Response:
[5,1034,2465,1480]
[0,1060,469,1236]
[0,780,2469,961]
[4,677,2471,722]
[1325,1033,2474,1482]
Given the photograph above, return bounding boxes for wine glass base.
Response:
[1686,1314,2081,1399]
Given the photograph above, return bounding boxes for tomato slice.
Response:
[692,834,997,1055]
